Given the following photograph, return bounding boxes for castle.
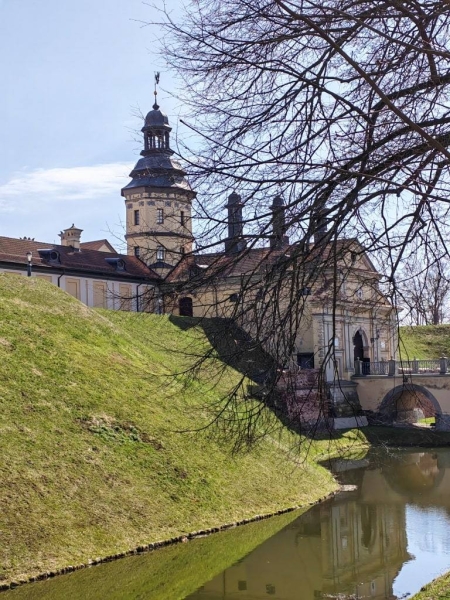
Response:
[0,97,397,398]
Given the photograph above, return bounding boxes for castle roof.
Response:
[165,238,383,297]
[0,236,160,281]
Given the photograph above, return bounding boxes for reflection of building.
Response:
[187,487,408,600]
[320,501,407,599]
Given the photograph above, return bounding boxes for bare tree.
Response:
[138,0,450,446]
[398,254,450,325]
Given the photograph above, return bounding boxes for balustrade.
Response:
[354,357,449,376]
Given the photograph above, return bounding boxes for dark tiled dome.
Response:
[144,103,169,128]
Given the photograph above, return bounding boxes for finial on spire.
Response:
[153,72,160,110]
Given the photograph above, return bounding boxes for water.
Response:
[6,448,450,599]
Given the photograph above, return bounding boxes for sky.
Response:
[0,0,185,251]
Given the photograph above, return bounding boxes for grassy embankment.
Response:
[411,572,450,600]
[399,324,450,426]
[400,324,450,359]
[0,274,365,586]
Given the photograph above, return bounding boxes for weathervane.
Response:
[153,72,160,109]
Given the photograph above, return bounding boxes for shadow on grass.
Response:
[167,315,357,444]
[168,315,277,385]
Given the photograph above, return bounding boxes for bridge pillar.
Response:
[440,357,448,375]
[388,359,396,376]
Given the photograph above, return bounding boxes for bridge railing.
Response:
[398,359,441,374]
[354,357,448,376]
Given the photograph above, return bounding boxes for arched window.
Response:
[179,297,193,317]
[353,331,364,361]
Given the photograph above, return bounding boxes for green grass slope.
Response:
[0,275,361,585]
[411,572,450,600]
[400,324,450,359]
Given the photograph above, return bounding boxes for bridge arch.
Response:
[378,383,442,423]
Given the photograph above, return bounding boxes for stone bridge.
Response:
[353,358,450,429]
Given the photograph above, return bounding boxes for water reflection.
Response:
[6,449,450,600]
[188,450,450,600]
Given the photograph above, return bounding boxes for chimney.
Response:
[225,192,246,254]
[312,209,328,245]
[270,194,289,250]
[59,224,83,251]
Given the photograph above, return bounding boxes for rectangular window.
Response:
[66,278,81,300]
[180,246,185,255]
[134,246,140,258]
[156,246,165,261]
[36,274,53,283]
[119,284,132,311]
[93,282,107,308]
[180,211,185,226]
[157,208,164,224]
[299,287,311,296]
[297,353,314,369]
[134,210,140,226]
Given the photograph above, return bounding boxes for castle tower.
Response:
[121,95,195,273]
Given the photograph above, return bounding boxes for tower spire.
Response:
[153,72,160,110]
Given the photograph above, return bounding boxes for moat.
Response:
[6,447,450,599]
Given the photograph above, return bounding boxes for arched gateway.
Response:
[378,383,442,424]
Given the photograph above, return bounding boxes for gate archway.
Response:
[378,384,442,424]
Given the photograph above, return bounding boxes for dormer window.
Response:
[37,249,60,263]
[105,257,126,271]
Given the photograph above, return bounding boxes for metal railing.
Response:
[365,361,389,375]
[398,359,441,374]
[354,357,449,377]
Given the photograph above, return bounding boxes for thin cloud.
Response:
[0,163,132,212]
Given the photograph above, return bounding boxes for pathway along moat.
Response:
[5,448,450,600]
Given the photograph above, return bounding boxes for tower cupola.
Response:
[142,101,172,154]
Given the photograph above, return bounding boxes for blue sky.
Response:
[0,0,184,250]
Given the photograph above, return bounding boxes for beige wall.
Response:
[166,274,395,382]
[0,267,153,312]
[124,187,193,270]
